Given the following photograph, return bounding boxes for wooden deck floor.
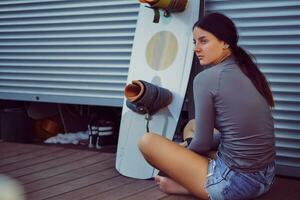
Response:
[0,141,299,200]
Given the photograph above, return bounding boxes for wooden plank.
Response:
[0,146,63,166]
[7,149,94,178]
[84,179,156,200]
[0,142,46,159]
[0,142,43,152]
[122,186,168,200]
[24,155,115,193]
[0,148,75,173]
[46,175,135,200]
[0,142,34,152]
[5,152,110,183]
[254,176,300,200]
[1,142,299,200]
[161,195,198,200]
[27,168,120,200]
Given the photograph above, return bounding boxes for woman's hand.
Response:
[179,140,188,147]
[178,119,196,148]
[183,119,195,140]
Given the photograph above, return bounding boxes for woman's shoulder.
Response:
[193,58,238,92]
[193,66,224,95]
[194,64,224,84]
[195,57,239,82]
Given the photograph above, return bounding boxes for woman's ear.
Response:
[223,43,229,49]
[220,40,229,50]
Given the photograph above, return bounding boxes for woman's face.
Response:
[193,27,228,66]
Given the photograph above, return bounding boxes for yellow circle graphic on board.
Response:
[146,31,178,71]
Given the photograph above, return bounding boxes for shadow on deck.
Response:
[0,141,299,200]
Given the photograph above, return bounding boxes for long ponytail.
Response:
[232,46,275,107]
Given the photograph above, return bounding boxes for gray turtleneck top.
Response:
[189,57,275,172]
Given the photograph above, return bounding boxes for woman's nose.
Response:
[194,45,201,52]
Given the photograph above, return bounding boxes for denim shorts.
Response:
[205,153,275,200]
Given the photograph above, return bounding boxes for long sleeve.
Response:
[188,68,219,155]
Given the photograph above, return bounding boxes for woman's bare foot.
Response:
[154,175,190,195]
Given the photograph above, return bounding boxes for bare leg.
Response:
[155,175,190,195]
[138,132,209,199]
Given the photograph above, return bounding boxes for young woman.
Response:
[138,13,276,200]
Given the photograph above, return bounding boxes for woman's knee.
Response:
[138,132,157,154]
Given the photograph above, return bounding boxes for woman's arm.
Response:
[181,119,220,152]
[188,71,217,155]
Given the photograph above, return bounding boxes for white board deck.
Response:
[116,0,200,179]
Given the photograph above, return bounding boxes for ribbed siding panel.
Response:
[206,0,300,177]
[0,0,139,106]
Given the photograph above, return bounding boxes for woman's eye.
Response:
[200,40,208,44]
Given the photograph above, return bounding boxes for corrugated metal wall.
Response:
[206,0,300,177]
[0,0,139,106]
[1,0,299,178]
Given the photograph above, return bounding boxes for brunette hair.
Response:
[193,13,274,107]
